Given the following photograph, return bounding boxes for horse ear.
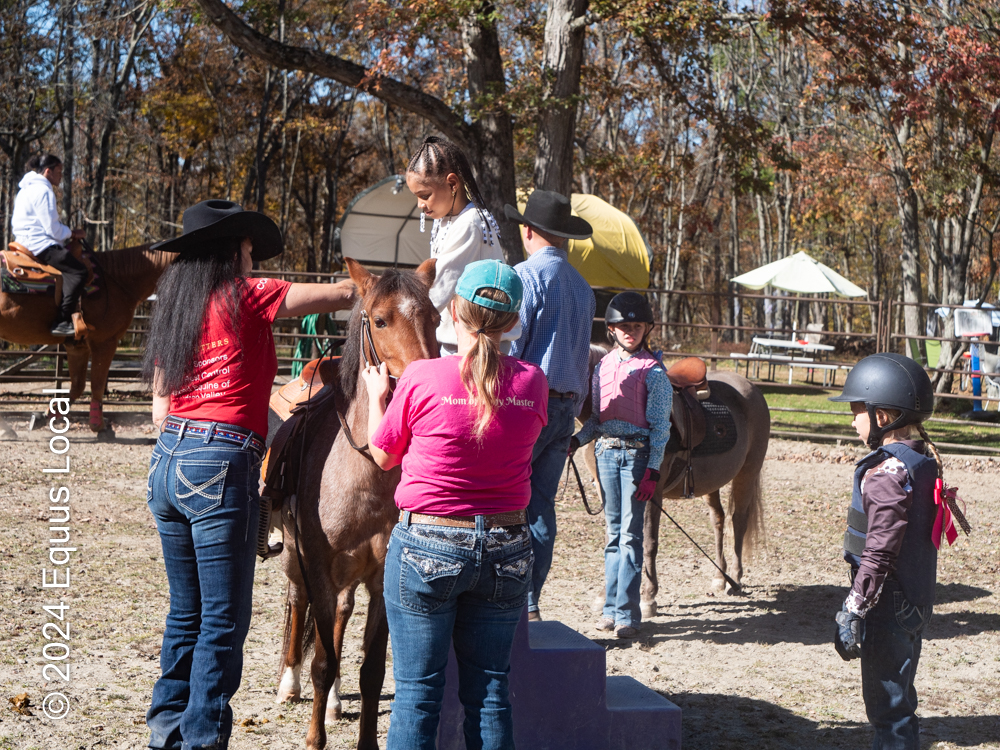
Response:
[345,257,376,296]
[414,258,436,288]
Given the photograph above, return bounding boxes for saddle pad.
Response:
[0,253,100,297]
[692,398,739,457]
[664,395,738,458]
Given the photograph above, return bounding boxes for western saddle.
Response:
[3,241,95,339]
[665,356,711,498]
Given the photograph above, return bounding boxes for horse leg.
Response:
[62,340,89,412]
[324,584,357,724]
[641,489,662,618]
[276,580,309,703]
[86,337,117,437]
[706,490,731,593]
[357,584,389,750]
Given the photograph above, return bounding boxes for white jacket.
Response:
[428,203,522,349]
[11,172,72,255]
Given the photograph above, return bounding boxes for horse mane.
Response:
[339,267,431,404]
[94,244,172,280]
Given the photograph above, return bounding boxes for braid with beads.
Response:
[406,136,499,244]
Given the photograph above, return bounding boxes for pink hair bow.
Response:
[932,479,971,549]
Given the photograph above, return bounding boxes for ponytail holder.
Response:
[475,327,486,334]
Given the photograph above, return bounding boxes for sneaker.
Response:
[594,617,615,632]
[615,624,640,639]
[49,320,75,336]
[527,610,542,622]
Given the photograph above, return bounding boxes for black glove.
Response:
[567,436,581,458]
[834,609,862,661]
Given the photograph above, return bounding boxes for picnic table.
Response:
[732,337,843,386]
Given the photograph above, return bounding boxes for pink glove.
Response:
[634,468,660,503]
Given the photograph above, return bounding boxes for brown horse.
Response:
[580,355,769,616]
[276,257,438,750]
[0,245,173,436]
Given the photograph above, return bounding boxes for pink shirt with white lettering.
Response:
[371,355,549,516]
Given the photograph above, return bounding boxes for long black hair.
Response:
[141,237,246,395]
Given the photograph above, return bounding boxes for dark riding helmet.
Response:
[605,292,655,350]
[605,292,654,325]
[829,352,933,450]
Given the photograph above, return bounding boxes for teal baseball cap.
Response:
[455,260,523,313]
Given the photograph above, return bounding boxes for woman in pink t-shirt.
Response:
[362,259,548,750]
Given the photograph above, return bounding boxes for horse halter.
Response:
[360,309,399,389]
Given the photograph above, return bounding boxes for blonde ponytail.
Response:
[453,289,519,439]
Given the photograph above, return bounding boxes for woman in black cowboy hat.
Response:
[140,200,355,750]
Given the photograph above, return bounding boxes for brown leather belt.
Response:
[548,389,575,399]
[400,510,527,529]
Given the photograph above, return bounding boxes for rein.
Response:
[564,452,740,592]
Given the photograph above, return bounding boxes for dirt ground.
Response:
[0,416,997,750]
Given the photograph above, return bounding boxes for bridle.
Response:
[334,307,398,463]
[360,309,399,390]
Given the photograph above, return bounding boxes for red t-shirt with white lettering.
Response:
[371,355,549,515]
[169,277,291,437]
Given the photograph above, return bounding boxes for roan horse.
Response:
[0,245,173,437]
[275,257,438,750]
[579,348,769,615]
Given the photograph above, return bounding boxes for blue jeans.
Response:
[384,516,533,750]
[145,423,262,750]
[860,577,932,750]
[595,438,649,628]
[526,396,577,613]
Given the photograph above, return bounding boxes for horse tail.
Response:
[729,466,766,559]
[277,581,314,679]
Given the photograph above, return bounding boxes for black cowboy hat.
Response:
[151,199,284,262]
[503,190,593,240]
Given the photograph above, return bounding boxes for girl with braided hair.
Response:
[405,135,519,355]
[829,352,968,750]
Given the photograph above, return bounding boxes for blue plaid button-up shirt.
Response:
[511,246,596,404]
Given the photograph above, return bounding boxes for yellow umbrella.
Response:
[516,192,650,288]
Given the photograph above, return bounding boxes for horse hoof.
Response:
[710,578,726,593]
[96,426,116,442]
[591,593,605,612]
[324,705,342,724]
[640,600,658,619]
[276,666,301,703]
[724,580,742,596]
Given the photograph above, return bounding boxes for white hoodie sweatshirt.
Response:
[11,172,72,256]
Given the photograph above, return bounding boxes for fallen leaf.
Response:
[9,692,32,716]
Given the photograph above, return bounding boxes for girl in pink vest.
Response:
[569,292,672,638]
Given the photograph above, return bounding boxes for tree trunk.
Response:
[533,0,588,195]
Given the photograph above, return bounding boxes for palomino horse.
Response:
[0,245,173,437]
[276,257,438,750]
[580,356,769,615]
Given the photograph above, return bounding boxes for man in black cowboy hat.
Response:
[506,189,596,621]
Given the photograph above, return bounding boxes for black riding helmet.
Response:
[605,292,654,351]
[829,352,933,450]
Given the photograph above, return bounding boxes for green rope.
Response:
[291,313,333,378]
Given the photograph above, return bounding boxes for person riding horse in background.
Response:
[361,259,548,750]
[829,353,950,750]
[10,153,87,336]
[569,292,672,639]
[405,135,519,356]
[141,199,355,750]
[506,189,596,622]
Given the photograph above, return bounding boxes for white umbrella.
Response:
[731,251,867,297]
[732,251,866,339]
